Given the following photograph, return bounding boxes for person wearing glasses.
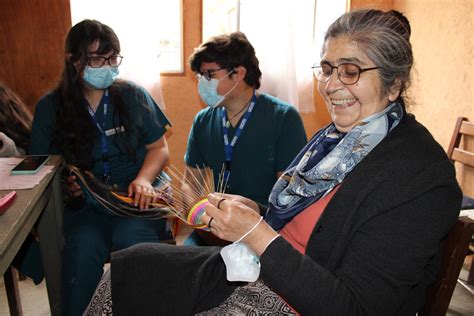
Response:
[30,20,170,315]
[179,32,307,245]
[85,9,461,315]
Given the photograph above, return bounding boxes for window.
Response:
[202,0,239,42]
[70,0,183,75]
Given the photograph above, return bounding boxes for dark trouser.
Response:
[12,233,44,284]
[61,205,164,316]
[111,243,237,315]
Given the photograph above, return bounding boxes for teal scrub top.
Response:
[30,81,171,190]
[185,93,307,205]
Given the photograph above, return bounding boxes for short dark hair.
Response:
[189,32,262,89]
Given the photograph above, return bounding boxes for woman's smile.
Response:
[330,98,357,107]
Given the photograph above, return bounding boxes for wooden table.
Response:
[0,156,64,315]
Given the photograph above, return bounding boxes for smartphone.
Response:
[10,155,50,175]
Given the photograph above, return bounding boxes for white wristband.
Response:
[235,216,263,243]
[262,234,280,253]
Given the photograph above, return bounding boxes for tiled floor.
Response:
[449,266,474,316]
[448,283,474,315]
[1,265,473,315]
[0,275,50,316]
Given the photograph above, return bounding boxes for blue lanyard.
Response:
[86,90,110,183]
[221,91,257,183]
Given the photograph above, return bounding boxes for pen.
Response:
[0,190,17,214]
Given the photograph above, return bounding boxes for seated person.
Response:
[85,9,462,315]
[0,83,33,157]
[29,20,170,315]
[180,32,307,244]
[0,82,44,285]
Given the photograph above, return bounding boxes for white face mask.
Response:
[197,70,239,108]
[220,242,261,282]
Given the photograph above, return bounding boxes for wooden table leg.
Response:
[37,171,64,316]
[4,265,23,316]
[468,254,474,284]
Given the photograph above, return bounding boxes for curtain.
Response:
[239,0,317,112]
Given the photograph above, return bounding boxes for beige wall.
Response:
[394,0,474,196]
[349,0,394,10]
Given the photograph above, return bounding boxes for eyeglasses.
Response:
[312,62,379,85]
[197,68,225,81]
[88,55,123,68]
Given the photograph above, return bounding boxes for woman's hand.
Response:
[202,193,279,256]
[211,193,260,213]
[64,175,84,198]
[128,177,160,210]
[0,132,21,157]
[128,137,169,210]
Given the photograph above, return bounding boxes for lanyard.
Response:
[86,90,110,183]
[221,91,257,183]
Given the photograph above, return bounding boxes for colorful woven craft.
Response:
[186,198,209,229]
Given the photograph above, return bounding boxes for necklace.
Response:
[226,99,252,128]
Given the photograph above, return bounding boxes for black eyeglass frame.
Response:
[196,67,228,81]
[312,62,379,85]
[87,55,124,68]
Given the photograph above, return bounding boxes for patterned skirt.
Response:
[84,269,113,315]
[84,269,296,315]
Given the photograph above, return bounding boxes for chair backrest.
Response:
[447,117,474,167]
[418,216,474,316]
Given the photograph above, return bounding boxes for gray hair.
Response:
[324,9,413,105]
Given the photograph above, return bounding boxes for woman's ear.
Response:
[388,78,402,102]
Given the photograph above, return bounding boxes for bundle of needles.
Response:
[157,165,228,229]
[68,165,171,219]
[68,164,228,226]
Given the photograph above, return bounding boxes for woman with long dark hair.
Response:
[30,20,170,315]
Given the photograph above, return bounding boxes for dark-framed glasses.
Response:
[312,62,379,85]
[88,55,123,68]
[197,68,225,81]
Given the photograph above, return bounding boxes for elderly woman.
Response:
[85,9,461,315]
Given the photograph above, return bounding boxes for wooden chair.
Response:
[419,216,474,316]
[420,117,474,315]
[447,116,474,283]
[3,266,23,316]
[447,117,474,169]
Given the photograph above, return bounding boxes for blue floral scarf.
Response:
[266,101,404,231]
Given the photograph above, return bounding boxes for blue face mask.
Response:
[83,66,119,89]
[197,70,238,108]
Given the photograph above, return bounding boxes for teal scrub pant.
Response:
[61,204,165,316]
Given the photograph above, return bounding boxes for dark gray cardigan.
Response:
[111,114,462,315]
